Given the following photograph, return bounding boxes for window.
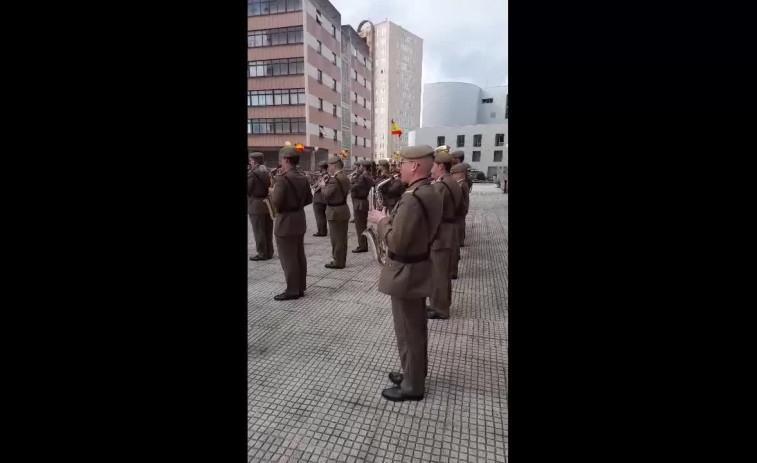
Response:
[248,58,304,77]
[332,79,337,92]
[248,89,305,107]
[318,98,323,111]
[354,135,358,144]
[482,98,494,103]
[316,9,322,24]
[472,151,481,162]
[332,25,336,37]
[248,0,303,17]
[495,133,505,146]
[456,135,465,147]
[363,98,366,109]
[353,70,358,81]
[333,105,337,117]
[248,117,306,134]
[473,134,482,147]
[317,70,323,83]
[247,26,303,48]
[333,130,338,141]
[363,138,366,147]
[332,52,337,65]
[493,150,503,162]
[319,125,324,138]
[353,92,357,102]
[317,40,322,54]
[437,136,445,146]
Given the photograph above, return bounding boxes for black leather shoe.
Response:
[451,275,458,280]
[388,371,403,386]
[325,263,345,269]
[352,248,368,253]
[350,219,355,223]
[427,310,448,320]
[381,387,423,402]
[249,256,263,261]
[274,293,300,301]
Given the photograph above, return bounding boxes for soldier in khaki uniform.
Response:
[247,152,273,261]
[367,145,442,402]
[351,160,374,253]
[451,150,473,194]
[270,146,313,300]
[427,150,463,319]
[320,155,351,269]
[376,164,406,215]
[312,160,328,237]
[450,163,471,279]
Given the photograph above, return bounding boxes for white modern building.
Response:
[410,82,508,179]
[360,21,423,160]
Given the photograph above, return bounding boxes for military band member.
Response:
[457,162,472,247]
[312,160,329,237]
[247,152,273,261]
[450,163,470,279]
[367,145,442,402]
[377,164,406,214]
[321,155,351,269]
[451,150,473,192]
[270,146,313,300]
[351,160,374,253]
[427,150,463,320]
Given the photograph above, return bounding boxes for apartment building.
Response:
[360,21,423,160]
[247,0,373,169]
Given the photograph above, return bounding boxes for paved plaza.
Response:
[248,184,508,463]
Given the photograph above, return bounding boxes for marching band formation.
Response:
[247,143,474,402]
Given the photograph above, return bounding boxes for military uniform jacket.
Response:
[271,168,313,237]
[351,172,374,211]
[431,173,463,250]
[247,166,271,215]
[457,179,470,217]
[312,170,328,204]
[377,178,443,298]
[313,185,326,205]
[323,171,351,221]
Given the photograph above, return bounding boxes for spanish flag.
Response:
[391,119,402,136]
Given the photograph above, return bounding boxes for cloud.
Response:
[331,0,508,88]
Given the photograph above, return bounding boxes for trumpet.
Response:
[311,172,330,194]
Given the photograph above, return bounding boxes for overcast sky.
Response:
[331,0,508,89]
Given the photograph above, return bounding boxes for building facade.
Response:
[410,82,508,179]
[360,21,423,161]
[247,0,373,169]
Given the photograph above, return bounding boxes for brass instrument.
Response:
[362,173,399,265]
[435,145,451,156]
[263,168,277,220]
[311,172,330,194]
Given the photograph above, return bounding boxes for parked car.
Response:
[470,170,487,182]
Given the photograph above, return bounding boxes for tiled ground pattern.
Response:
[249,184,508,463]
